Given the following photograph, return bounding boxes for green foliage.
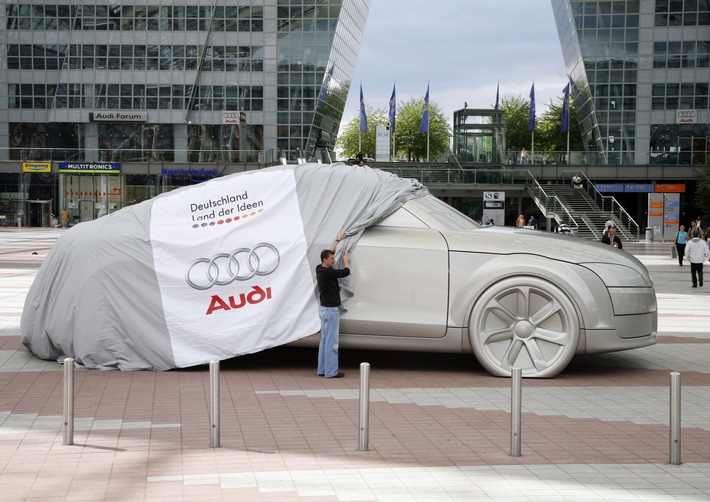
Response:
[696,164,710,218]
[501,94,584,152]
[500,96,531,150]
[336,98,451,161]
[394,98,451,161]
[537,99,584,152]
[335,108,388,159]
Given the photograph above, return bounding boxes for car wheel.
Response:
[469,276,580,378]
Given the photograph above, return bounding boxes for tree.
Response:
[695,164,710,219]
[335,107,388,159]
[500,96,531,151]
[537,98,584,152]
[393,98,451,161]
[336,98,451,161]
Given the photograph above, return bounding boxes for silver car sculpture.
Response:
[297,194,657,378]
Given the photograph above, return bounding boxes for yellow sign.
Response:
[23,162,51,173]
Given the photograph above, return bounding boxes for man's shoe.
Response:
[317,373,324,377]
[692,284,697,288]
[326,372,345,378]
[701,282,704,287]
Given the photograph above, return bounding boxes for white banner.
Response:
[150,170,319,366]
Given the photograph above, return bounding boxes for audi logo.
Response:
[677,111,696,118]
[185,243,280,290]
[222,111,241,119]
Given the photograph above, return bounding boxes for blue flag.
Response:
[419,84,429,133]
[495,81,500,110]
[389,84,396,134]
[317,64,334,107]
[359,83,368,133]
[528,83,536,132]
[561,83,570,133]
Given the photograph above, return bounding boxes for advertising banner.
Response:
[150,170,319,366]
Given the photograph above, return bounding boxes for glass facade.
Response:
[551,0,710,165]
[1,1,370,162]
[0,1,370,225]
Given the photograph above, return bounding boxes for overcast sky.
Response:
[341,0,570,129]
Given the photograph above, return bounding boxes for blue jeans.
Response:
[318,306,340,377]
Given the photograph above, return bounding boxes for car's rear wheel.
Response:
[469,277,580,378]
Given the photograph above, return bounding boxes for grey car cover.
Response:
[21,162,428,370]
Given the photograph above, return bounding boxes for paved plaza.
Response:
[1,228,709,501]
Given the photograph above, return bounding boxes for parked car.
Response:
[294,194,658,377]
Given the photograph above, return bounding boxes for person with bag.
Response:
[674,225,689,266]
[683,229,705,287]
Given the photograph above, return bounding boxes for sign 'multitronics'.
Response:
[58,162,121,174]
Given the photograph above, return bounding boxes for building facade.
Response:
[551,0,710,166]
[0,1,370,225]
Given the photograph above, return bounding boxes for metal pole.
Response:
[670,371,681,465]
[510,367,522,457]
[63,358,74,446]
[358,362,370,451]
[209,360,220,448]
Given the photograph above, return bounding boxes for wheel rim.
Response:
[469,277,579,377]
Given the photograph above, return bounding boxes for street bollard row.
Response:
[60,360,682,462]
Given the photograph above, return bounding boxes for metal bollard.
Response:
[63,358,74,445]
[670,371,681,465]
[209,360,220,448]
[510,367,522,457]
[358,362,370,451]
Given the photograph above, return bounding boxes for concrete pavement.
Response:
[1,228,709,501]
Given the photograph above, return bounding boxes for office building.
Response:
[551,0,709,166]
[0,1,370,225]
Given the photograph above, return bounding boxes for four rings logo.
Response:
[676,110,697,123]
[185,243,280,290]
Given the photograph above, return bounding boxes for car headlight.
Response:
[607,287,657,314]
[582,263,656,315]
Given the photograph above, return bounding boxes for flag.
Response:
[419,83,429,133]
[359,83,367,133]
[494,81,500,110]
[561,83,570,133]
[528,83,536,132]
[317,64,334,107]
[388,84,396,133]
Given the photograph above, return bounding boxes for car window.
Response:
[377,195,480,231]
[375,206,429,228]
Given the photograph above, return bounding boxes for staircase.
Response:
[527,176,640,242]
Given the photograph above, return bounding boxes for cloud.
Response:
[342,0,569,127]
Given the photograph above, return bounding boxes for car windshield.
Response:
[405,195,481,231]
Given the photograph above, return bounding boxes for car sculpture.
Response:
[295,194,657,378]
[21,164,656,377]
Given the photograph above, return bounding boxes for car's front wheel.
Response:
[468,277,580,378]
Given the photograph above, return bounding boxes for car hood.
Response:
[444,226,646,269]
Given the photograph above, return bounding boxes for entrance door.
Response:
[80,200,94,223]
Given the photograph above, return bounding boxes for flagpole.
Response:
[566,129,570,165]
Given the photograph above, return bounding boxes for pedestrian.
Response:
[603,216,615,236]
[316,231,350,378]
[674,225,689,266]
[571,174,583,188]
[61,209,68,228]
[601,225,623,249]
[697,215,706,239]
[520,148,528,164]
[556,218,571,235]
[688,220,698,238]
[515,214,526,228]
[527,215,537,229]
[684,229,705,287]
